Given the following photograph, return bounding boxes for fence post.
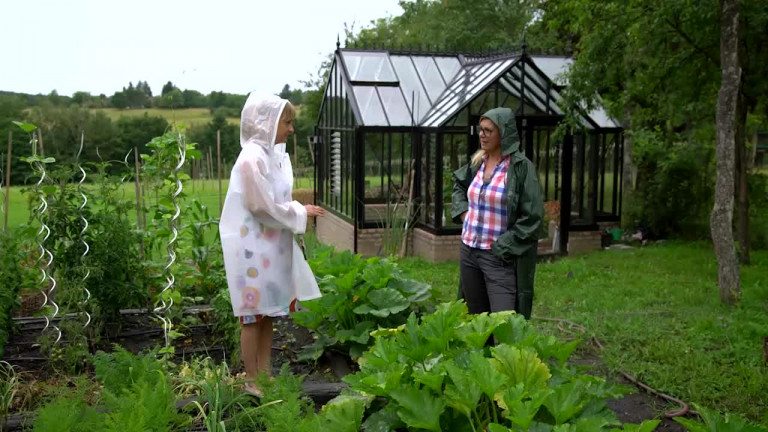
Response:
[217,130,222,214]
[3,131,12,231]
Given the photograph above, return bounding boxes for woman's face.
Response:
[478,118,501,153]
[274,116,294,144]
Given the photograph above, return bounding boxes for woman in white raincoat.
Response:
[220,94,324,397]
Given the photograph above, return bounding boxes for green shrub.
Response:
[293,245,431,360]
[343,302,649,431]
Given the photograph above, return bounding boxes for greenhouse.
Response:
[313,43,624,261]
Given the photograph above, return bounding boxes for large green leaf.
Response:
[318,393,368,432]
[362,404,405,432]
[542,380,590,425]
[291,309,323,329]
[353,288,410,317]
[675,403,768,432]
[488,424,514,432]
[493,312,535,346]
[491,345,551,391]
[336,321,375,344]
[463,350,505,400]
[418,302,466,353]
[361,262,392,288]
[12,121,37,132]
[443,358,483,417]
[412,354,446,393]
[533,335,581,367]
[456,312,505,349]
[391,277,432,303]
[390,386,446,432]
[496,385,552,430]
[610,420,661,432]
[346,363,406,397]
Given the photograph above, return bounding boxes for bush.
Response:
[292,245,432,360]
[342,302,658,431]
[0,231,32,357]
[629,130,714,239]
[749,172,768,250]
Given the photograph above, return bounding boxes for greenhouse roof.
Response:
[334,49,619,129]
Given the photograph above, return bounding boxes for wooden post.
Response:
[217,130,222,213]
[191,159,195,193]
[293,133,298,168]
[4,132,11,231]
[133,147,144,258]
[201,156,206,191]
[208,147,214,185]
[307,136,316,165]
[38,129,44,157]
[399,160,416,257]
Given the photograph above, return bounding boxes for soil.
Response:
[2,308,692,431]
[571,351,688,431]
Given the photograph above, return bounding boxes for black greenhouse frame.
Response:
[315,44,623,254]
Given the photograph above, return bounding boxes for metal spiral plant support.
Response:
[153,133,186,347]
[120,148,133,182]
[76,132,92,329]
[32,132,61,344]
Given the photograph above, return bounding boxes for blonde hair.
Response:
[280,102,297,122]
[471,116,495,166]
[470,149,486,167]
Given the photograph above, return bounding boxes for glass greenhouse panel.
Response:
[377,86,413,126]
[342,51,398,82]
[353,86,388,126]
[390,55,431,121]
[412,56,448,102]
[434,57,462,84]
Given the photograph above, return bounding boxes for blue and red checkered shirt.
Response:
[461,156,510,249]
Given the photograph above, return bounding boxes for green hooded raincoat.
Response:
[451,107,544,319]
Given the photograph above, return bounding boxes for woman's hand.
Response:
[305,205,326,217]
[460,212,467,222]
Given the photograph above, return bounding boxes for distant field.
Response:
[93,108,240,126]
[2,178,314,230]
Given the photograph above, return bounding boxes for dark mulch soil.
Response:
[3,309,695,431]
[571,351,688,431]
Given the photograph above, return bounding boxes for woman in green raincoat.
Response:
[451,107,543,319]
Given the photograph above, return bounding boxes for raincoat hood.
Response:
[240,93,288,150]
[481,107,520,156]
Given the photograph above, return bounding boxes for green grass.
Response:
[1,178,314,231]
[399,242,768,423]
[92,108,240,126]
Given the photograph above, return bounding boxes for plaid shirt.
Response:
[461,156,510,249]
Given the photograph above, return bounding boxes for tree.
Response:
[157,88,184,109]
[711,0,741,305]
[72,91,92,107]
[181,89,206,108]
[348,0,543,52]
[111,91,128,109]
[48,90,63,106]
[161,81,177,96]
[208,91,227,110]
[124,82,147,108]
[116,114,169,157]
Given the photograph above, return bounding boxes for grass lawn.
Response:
[398,242,768,423]
[92,108,240,126]
[2,179,314,231]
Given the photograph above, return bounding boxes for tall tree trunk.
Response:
[711,0,741,305]
[621,105,635,229]
[735,91,749,264]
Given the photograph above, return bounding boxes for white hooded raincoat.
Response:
[220,95,321,318]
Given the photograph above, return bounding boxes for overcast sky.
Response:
[1,0,402,97]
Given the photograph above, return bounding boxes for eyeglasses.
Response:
[477,125,495,136]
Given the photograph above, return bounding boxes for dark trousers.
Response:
[459,243,517,314]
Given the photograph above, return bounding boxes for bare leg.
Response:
[240,323,259,381]
[256,316,274,376]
